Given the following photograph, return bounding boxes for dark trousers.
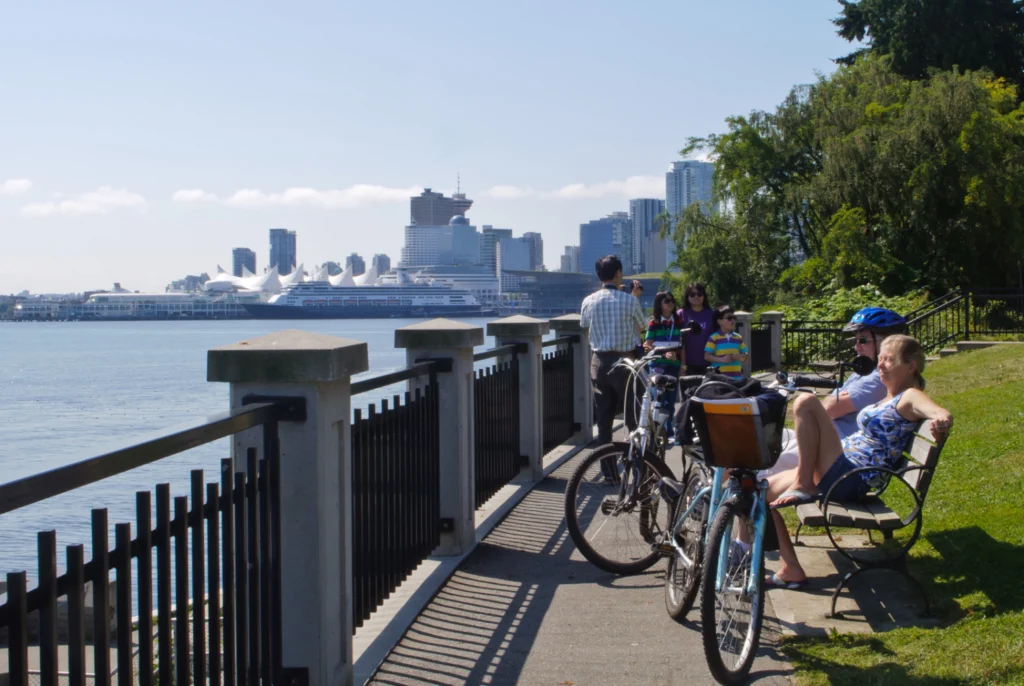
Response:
[591,351,640,446]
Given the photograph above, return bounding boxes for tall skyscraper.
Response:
[629,198,667,273]
[580,213,632,276]
[345,252,366,276]
[324,261,342,276]
[560,245,581,273]
[232,247,256,277]
[400,216,481,268]
[268,228,297,276]
[523,232,544,271]
[497,237,533,292]
[665,160,714,269]
[410,188,473,226]
[480,226,513,274]
[371,254,391,274]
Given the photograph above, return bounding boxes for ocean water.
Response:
[0,318,501,578]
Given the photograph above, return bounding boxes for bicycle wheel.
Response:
[664,465,710,622]
[700,496,765,685]
[564,442,673,575]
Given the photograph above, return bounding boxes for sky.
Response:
[0,1,855,294]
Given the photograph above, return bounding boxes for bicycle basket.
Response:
[688,395,785,470]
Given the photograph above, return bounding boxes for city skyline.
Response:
[0,1,855,293]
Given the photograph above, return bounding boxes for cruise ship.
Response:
[242,281,492,319]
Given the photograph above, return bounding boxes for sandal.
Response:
[770,489,817,510]
[765,573,809,590]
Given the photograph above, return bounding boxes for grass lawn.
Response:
[782,344,1024,685]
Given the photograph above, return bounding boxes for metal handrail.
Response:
[473,343,526,362]
[542,335,578,348]
[0,401,296,516]
[350,361,438,396]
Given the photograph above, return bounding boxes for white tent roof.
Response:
[353,265,379,286]
[329,264,357,287]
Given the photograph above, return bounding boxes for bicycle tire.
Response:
[700,496,766,685]
[564,442,674,575]
[664,466,710,622]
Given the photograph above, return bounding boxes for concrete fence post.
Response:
[394,318,484,556]
[208,329,369,686]
[487,315,550,482]
[760,310,784,372]
[734,311,753,378]
[549,314,593,445]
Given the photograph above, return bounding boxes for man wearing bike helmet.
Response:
[826,307,908,439]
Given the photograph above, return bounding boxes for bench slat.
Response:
[861,500,903,530]
[796,502,825,527]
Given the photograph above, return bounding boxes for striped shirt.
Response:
[580,286,646,353]
[704,331,748,379]
[645,314,684,370]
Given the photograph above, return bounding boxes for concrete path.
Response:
[367,444,793,685]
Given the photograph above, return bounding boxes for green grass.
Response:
[783,344,1024,685]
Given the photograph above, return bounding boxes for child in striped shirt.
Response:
[704,306,748,380]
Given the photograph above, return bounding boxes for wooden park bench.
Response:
[793,420,947,617]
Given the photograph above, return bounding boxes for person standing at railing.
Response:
[678,282,715,375]
[580,255,647,456]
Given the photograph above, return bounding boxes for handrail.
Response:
[473,343,526,362]
[905,293,964,326]
[903,288,962,321]
[0,401,296,516]
[350,361,437,396]
[542,335,579,348]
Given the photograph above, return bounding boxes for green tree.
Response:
[834,0,1024,89]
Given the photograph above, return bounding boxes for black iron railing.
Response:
[969,288,1024,336]
[542,337,577,453]
[749,321,774,372]
[906,290,966,351]
[0,399,301,686]
[473,345,524,508]
[782,320,847,369]
[350,362,441,631]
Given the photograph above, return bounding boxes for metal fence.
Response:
[473,345,524,508]
[782,320,848,369]
[542,337,577,453]
[906,290,966,351]
[969,289,1024,336]
[350,362,442,632]
[0,399,301,686]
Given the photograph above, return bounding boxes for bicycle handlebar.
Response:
[790,375,839,390]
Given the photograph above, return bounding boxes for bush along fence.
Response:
[0,315,594,686]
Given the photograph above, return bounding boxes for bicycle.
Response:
[563,339,704,575]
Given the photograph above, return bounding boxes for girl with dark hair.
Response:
[643,291,684,437]
[678,282,714,375]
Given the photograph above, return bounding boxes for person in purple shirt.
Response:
[678,282,715,375]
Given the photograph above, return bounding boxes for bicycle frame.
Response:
[713,475,770,597]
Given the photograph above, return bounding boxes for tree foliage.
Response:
[834,0,1024,90]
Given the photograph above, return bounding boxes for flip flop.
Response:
[770,489,818,510]
[765,573,809,590]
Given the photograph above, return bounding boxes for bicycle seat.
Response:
[652,374,678,390]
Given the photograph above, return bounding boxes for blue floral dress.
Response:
[840,392,919,487]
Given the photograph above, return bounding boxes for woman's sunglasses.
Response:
[688,292,704,298]
[722,315,736,321]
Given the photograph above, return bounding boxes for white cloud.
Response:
[172,188,219,202]
[486,185,536,199]
[545,175,664,199]
[22,186,147,216]
[1,179,32,195]
[172,184,422,209]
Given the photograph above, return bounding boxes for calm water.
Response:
[0,318,502,578]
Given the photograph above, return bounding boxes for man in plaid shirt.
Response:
[580,255,646,446]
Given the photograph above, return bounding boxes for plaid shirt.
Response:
[580,286,646,352]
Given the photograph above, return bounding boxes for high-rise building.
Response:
[400,216,481,268]
[268,228,297,276]
[560,245,581,273]
[410,188,473,226]
[371,254,391,274]
[579,213,632,276]
[232,247,256,277]
[480,226,513,273]
[665,160,714,269]
[324,261,342,276]
[629,198,667,273]
[523,232,544,271]
[497,237,533,293]
[345,252,366,276]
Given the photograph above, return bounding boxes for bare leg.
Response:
[768,471,806,581]
[774,394,844,506]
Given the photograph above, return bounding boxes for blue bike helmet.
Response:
[843,307,907,334]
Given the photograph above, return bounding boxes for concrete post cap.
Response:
[487,315,550,338]
[394,318,485,349]
[207,329,369,383]
[549,314,588,333]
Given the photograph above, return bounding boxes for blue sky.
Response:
[0,0,854,294]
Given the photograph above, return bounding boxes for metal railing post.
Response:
[209,330,369,686]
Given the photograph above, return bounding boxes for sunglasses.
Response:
[851,336,872,345]
[722,315,736,321]
[688,292,704,298]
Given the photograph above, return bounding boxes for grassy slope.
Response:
[784,345,1024,685]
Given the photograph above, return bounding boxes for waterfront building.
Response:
[523,232,544,271]
[665,160,714,268]
[559,245,581,273]
[168,273,210,292]
[496,237,533,293]
[410,188,472,226]
[232,248,256,277]
[400,216,482,268]
[346,252,366,276]
[324,261,342,276]
[481,226,513,273]
[579,212,631,276]
[269,228,297,276]
[629,198,667,273]
[371,253,391,274]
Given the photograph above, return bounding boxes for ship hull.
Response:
[242,303,494,320]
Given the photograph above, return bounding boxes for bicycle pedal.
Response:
[652,542,675,556]
[600,496,618,515]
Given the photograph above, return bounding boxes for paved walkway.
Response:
[366,443,793,685]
